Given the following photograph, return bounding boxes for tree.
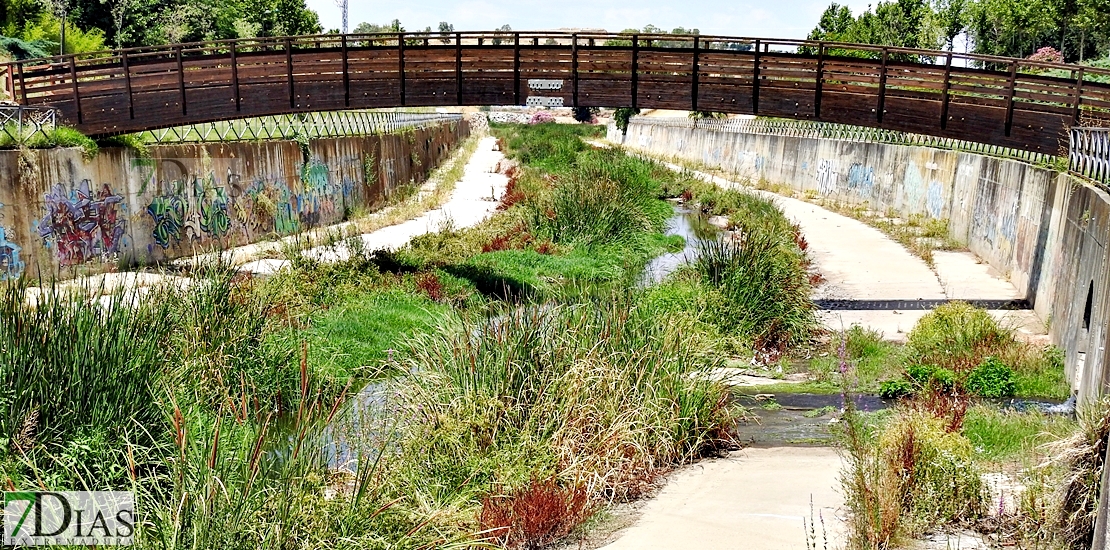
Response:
[933,0,966,50]
[437,21,453,44]
[492,23,510,45]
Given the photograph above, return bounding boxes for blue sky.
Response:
[305,0,873,39]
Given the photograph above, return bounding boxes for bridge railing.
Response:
[7,30,1110,150]
[0,104,57,145]
[1070,128,1110,186]
[138,111,462,143]
[628,116,1059,166]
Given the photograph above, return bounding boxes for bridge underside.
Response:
[11,37,1110,153]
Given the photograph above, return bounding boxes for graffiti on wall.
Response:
[926,181,945,219]
[37,181,127,266]
[817,159,839,195]
[0,227,23,280]
[143,158,347,251]
[847,164,874,197]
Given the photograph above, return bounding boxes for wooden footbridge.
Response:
[5,31,1110,153]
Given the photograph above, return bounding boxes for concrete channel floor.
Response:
[598,447,846,550]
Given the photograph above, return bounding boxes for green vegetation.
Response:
[962,405,1076,461]
[0,122,823,549]
[1,0,321,58]
[0,126,99,156]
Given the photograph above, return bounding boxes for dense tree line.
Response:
[808,0,1110,63]
[1,0,321,58]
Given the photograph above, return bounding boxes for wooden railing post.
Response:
[876,48,888,124]
[941,52,953,130]
[342,35,350,108]
[631,34,639,109]
[513,33,521,105]
[691,35,700,112]
[122,51,134,119]
[814,42,825,119]
[571,33,579,107]
[1073,68,1085,125]
[175,46,186,116]
[231,42,240,112]
[455,32,462,105]
[752,39,761,115]
[1004,59,1017,136]
[398,33,406,106]
[17,62,26,105]
[285,38,295,109]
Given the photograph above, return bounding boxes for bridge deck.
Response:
[6,32,1110,153]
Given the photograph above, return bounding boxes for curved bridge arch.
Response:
[6,31,1110,153]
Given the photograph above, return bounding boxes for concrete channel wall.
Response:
[0,120,468,278]
[611,120,1110,404]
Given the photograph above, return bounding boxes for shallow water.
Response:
[640,205,717,285]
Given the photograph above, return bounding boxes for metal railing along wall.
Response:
[1070,128,1110,186]
[6,31,1110,153]
[0,104,57,144]
[139,111,462,143]
[629,116,1060,166]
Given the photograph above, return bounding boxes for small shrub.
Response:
[906,364,955,393]
[842,407,984,550]
[479,477,593,550]
[414,271,446,302]
[907,302,1015,373]
[879,379,913,399]
[966,357,1016,398]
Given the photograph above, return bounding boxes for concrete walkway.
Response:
[599,447,846,550]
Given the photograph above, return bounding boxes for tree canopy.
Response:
[1,0,321,57]
[807,0,1110,63]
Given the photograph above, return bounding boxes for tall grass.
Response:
[693,219,816,355]
[0,280,170,485]
[396,294,736,503]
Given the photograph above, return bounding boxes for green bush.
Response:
[906,364,955,392]
[879,379,914,399]
[907,302,1015,372]
[966,357,1017,398]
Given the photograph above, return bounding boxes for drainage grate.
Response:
[813,299,1032,311]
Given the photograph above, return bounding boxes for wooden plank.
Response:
[1004,60,1017,136]
[691,36,699,111]
[71,56,84,123]
[456,33,462,105]
[122,51,134,119]
[399,34,406,106]
[753,40,761,114]
[342,36,350,107]
[231,43,240,111]
[572,34,579,107]
[285,39,294,109]
[632,35,639,109]
[814,43,825,118]
[876,48,887,124]
[514,33,521,105]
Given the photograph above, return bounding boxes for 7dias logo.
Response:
[3,492,134,546]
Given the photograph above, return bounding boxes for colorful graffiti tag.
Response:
[37,181,127,266]
[147,195,186,249]
[146,174,235,249]
[0,227,24,280]
[145,159,346,250]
